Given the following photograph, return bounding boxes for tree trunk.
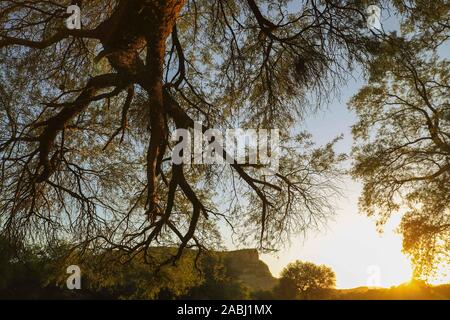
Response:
[97,0,186,216]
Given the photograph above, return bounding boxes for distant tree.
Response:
[275,261,336,299]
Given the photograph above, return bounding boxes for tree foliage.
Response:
[350,1,450,279]
[274,260,335,299]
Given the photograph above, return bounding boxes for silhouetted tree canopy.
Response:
[274,260,335,299]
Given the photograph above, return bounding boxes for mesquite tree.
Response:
[1,0,383,264]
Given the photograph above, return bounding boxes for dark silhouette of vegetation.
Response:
[0,237,256,299]
[273,260,335,299]
[0,0,359,262]
[1,237,449,300]
[181,254,251,299]
[333,280,450,300]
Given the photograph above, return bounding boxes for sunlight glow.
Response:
[260,180,420,289]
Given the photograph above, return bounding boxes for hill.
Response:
[221,249,278,291]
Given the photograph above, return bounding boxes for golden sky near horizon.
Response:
[259,179,450,289]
